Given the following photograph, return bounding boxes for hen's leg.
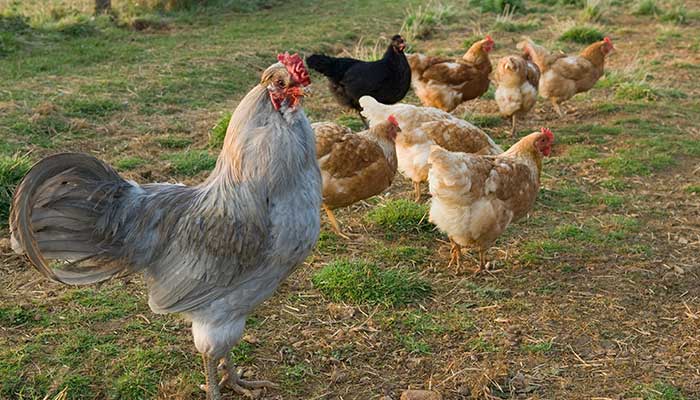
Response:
[551,99,564,117]
[473,249,488,274]
[447,238,461,272]
[219,353,279,395]
[414,181,422,202]
[201,354,222,400]
[510,114,517,137]
[323,204,349,239]
[359,112,369,129]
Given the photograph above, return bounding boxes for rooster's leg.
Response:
[510,115,517,137]
[219,353,279,394]
[323,204,349,239]
[201,354,222,400]
[413,181,422,202]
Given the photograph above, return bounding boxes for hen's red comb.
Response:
[388,115,399,127]
[486,34,494,43]
[604,36,612,44]
[541,127,554,141]
[277,52,311,86]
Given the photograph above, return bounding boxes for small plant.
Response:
[115,156,146,171]
[65,98,126,118]
[209,112,232,148]
[470,0,524,13]
[627,382,688,400]
[464,112,503,128]
[685,185,700,194]
[167,150,217,176]
[521,341,554,353]
[0,155,31,226]
[366,199,432,233]
[401,0,455,42]
[311,259,431,307]
[579,0,606,22]
[661,4,688,25]
[615,81,658,101]
[335,114,365,132]
[559,25,604,43]
[373,245,431,266]
[634,0,661,16]
[339,36,385,61]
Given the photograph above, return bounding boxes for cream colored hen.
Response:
[493,55,540,136]
[428,128,554,272]
[360,96,502,201]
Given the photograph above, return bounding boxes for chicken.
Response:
[306,35,411,126]
[493,55,540,136]
[428,128,554,272]
[407,35,494,112]
[313,116,400,237]
[518,37,614,116]
[9,54,321,400]
[359,95,502,201]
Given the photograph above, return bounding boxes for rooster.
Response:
[9,54,321,400]
[306,35,411,126]
[407,35,494,112]
[428,128,554,272]
[493,55,540,136]
[313,116,399,238]
[360,95,502,201]
[518,37,614,116]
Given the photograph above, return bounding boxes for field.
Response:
[1,0,699,399]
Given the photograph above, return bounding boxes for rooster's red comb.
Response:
[540,127,554,141]
[388,115,399,127]
[277,52,311,86]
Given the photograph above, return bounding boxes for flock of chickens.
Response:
[8,32,614,399]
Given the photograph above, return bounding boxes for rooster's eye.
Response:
[277,79,285,87]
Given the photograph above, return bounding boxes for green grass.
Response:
[470,0,524,13]
[311,259,431,307]
[335,114,365,132]
[316,231,347,254]
[401,0,455,41]
[559,25,604,43]
[560,145,599,163]
[115,156,146,170]
[0,155,31,227]
[155,135,193,149]
[465,112,503,128]
[634,0,661,16]
[372,245,431,266]
[366,199,432,234]
[64,97,127,118]
[579,0,606,22]
[493,19,539,32]
[167,150,217,176]
[600,148,675,177]
[615,81,658,101]
[628,382,688,400]
[519,239,571,263]
[685,185,700,194]
[209,112,232,148]
[521,341,553,353]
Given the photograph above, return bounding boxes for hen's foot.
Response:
[413,181,422,202]
[447,239,462,272]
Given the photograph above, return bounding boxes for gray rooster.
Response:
[9,53,321,399]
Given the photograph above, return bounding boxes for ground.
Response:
[0,0,699,399]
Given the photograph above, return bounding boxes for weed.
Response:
[561,145,598,163]
[559,25,604,43]
[661,4,688,25]
[115,156,146,171]
[64,98,126,118]
[230,341,254,365]
[316,231,347,254]
[468,338,498,352]
[167,150,217,176]
[579,0,606,22]
[311,259,431,307]
[0,155,31,227]
[401,1,455,42]
[685,185,700,194]
[366,199,432,234]
[520,239,570,263]
[399,335,432,354]
[628,382,688,400]
[615,81,658,101]
[494,19,540,32]
[464,282,510,301]
[209,112,232,148]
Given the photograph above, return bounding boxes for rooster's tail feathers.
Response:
[10,153,132,285]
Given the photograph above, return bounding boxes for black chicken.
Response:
[306,34,411,126]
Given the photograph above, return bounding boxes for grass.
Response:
[115,155,146,170]
[311,259,431,307]
[559,25,604,43]
[155,135,193,149]
[209,112,232,148]
[470,0,524,13]
[465,112,503,128]
[167,150,217,176]
[366,199,432,234]
[634,0,661,16]
[579,0,607,22]
[401,0,455,42]
[2,0,700,398]
[0,155,31,227]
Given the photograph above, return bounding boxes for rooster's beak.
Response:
[300,85,313,98]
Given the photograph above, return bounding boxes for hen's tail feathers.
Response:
[517,37,549,71]
[306,54,348,82]
[9,153,132,285]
